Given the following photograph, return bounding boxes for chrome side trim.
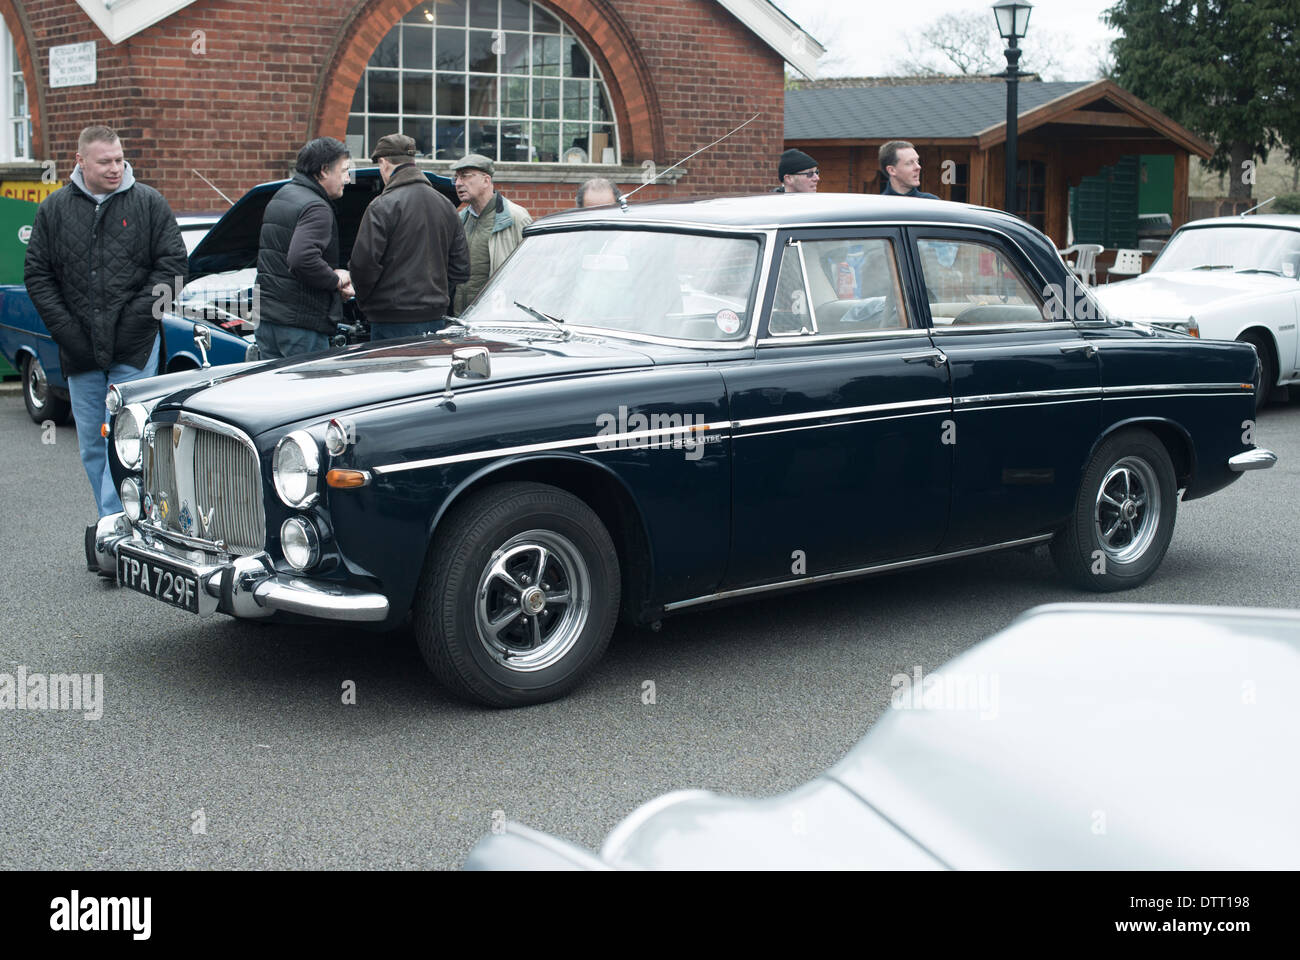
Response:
[1228,448,1277,472]
[738,408,947,440]
[956,386,1100,405]
[662,534,1054,612]
[372,420,733,475]
[1102,382,1252,395]
[734,396,949,430]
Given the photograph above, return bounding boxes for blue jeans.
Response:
[67,336,161,518]
[255,322,330,359]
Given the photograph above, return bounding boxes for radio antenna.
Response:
[193,169,235,207]
[619,113,760,212]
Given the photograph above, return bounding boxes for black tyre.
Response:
[1239,330,1276,415]
[22,354,72,425]
[1051,429,1178,591]
[414,482,620,707]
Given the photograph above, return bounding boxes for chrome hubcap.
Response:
[1094,456,1161,563]
[474,529,589,672]
[27,357,48,409]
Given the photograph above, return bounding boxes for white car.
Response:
[1092,214,1300,410]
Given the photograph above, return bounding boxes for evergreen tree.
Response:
[1106,0,1300,198]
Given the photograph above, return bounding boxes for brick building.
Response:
[0,0,821,216]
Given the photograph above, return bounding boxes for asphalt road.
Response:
[1,390,1297,869]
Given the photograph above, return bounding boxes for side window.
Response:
[769,243,812,336]
[917,237,1048,327]
[768,237,909,337]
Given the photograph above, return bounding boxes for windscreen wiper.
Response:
[1235,267,1285,276]
[1189,264,1234,270]
[513,301,571,339]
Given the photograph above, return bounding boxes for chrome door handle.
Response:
[902,350,948,367]
[1060,343,1097,359]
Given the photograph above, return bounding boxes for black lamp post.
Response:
[994,1,1033,217]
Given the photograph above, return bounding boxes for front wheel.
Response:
[22,354,72,425]
[1051,429,1178,591]
[414,482,620,707]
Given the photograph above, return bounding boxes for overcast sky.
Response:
[771,0,1121,81]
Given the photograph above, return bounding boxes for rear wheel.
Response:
[22,354,72,425]
[413,482,620,707]
[1051,428,1177,591]
[1239,330,1277,415]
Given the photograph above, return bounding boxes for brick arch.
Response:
[310,0,663,162]
[0,0,45,158]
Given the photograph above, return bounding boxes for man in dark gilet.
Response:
[254,138,352,359]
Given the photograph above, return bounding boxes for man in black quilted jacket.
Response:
[24,125,187,521]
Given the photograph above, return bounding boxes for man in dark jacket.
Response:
[348,134,469,340]
[254,137,352,359]
[880,141,940,199]
[24,125,186,520]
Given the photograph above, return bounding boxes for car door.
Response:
[721,228,953,588]
[906,227,1102,551]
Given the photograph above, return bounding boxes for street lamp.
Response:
[994,1,1032,217]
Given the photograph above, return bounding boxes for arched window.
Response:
[347,0,619,165]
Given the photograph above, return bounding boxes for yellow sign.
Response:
[1,181,60,204]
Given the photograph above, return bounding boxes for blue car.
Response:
[89,193,1276,707]
[0,167,455,425]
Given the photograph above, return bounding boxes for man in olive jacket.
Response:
[450,154,532,314]
[24,125,186,520]
[348,134,469,340]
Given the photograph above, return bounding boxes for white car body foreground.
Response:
[463,604,1300,869]
[1092,215,1300,397]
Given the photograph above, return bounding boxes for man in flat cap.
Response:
[348,134,470,340]
[450,153,532,314]
[775,148,820,193]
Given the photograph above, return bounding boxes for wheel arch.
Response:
[1235,324,1281,385]
[166,351,201,372]
[1088,417,1195,491]
[429,454,656,625]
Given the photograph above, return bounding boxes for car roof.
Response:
[534,191,1028,233]
[1178,214,1300,231]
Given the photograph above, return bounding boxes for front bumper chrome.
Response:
[1228,448,1278,472]
[86,514,389,622]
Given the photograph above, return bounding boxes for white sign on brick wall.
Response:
[50,41,97,89]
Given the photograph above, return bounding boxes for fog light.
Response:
[120,477,143,521]
[280,516,320,571]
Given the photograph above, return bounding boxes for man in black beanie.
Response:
[775,148,820,193]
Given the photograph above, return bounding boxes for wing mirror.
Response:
[442,347,491,400]
[192,323,212,369]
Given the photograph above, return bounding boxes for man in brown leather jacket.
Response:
[348,134,469,340]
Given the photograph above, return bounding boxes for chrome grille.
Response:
[193,429,265,553]
[142,418,265,555]
[146,425,180,533]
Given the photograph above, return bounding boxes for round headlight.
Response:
[105,385,124,416]
[112,403,146,470]
[273,430,321,507]
[119,477,143,521]
[280,516,320,571]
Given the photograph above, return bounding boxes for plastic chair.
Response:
[1059,244,1103,286]
[1107,248,1144,281]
